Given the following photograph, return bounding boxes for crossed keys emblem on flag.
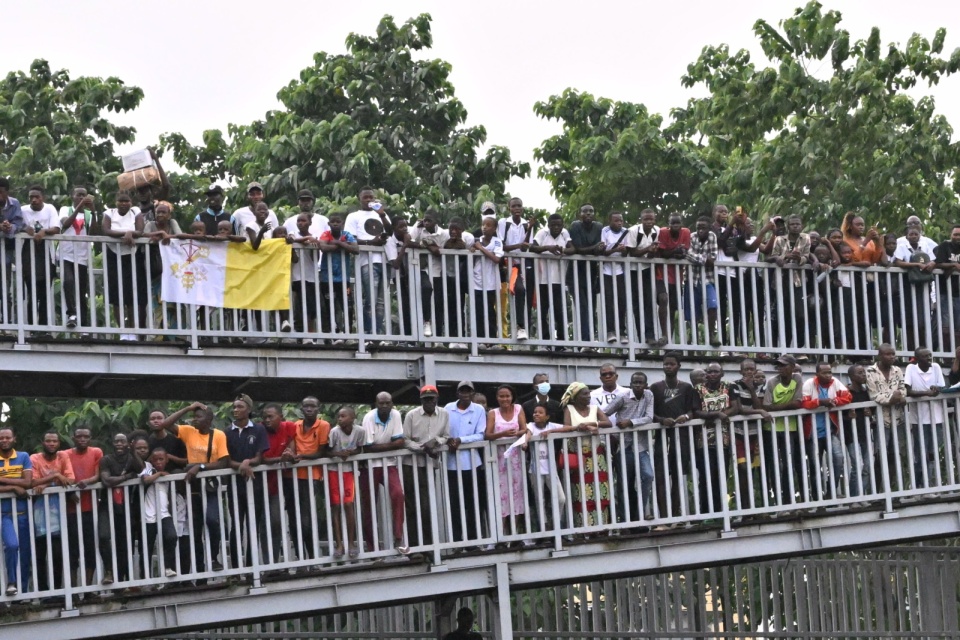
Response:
[170,239,211,292]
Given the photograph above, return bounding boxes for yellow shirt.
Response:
[177,424,228,464]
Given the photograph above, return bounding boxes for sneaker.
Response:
[5,584,17,596]
[521,539,536,547]
[101,571,114,585]
[301,338,316,345]
[349,543,360,559]
[516,327,528,341]
[619,334,629,344]
[280,320,292,332]
[164,568,177,578]
[333,543,345,559]
[66,315,78,329]
[450,342,468,349]
[606,332,617,343]
[423,322,433,338]
[332,339,345,345]
[211,561,224,572]
[120,334,137,342]
[395,544,411,556]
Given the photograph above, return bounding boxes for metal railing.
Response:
[1,235,957,359]
[2,395,958,604]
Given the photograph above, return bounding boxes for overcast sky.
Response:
[6,0,960,209]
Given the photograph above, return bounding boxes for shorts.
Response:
[682,282,718,321]
[327,469,355,505]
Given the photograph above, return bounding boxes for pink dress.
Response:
[493,404,526,516]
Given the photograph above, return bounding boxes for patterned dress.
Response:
[493,404,526,516]
[567,405,610,527]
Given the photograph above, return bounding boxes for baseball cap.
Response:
[776,354,798,366]
[298,189,315,200]
[457,380,474,391]
[247,181,264,193]
[420,385,439,397]
[204,185,224,197]
[480,201,496,214]
[236,393,254,410]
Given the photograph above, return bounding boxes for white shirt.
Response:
[21,203,60,263]
[472,236,504,291]
[896,235,937,257]
[344,209,391,267]
[626,224,660,271]
[104,207,142,255]
[410,226,449,279]
[904,363,946,425]
[139,463,186,533]
[384,234,408,280]
[533,228,571,285]
[361,408,404,468]
[283,212,329,239]
[234,206,279,234]
[444,231,475,278]
[526,422,563,475]
[497,216,530,255]
[600,226,629,276]
[290,236,319,282]
[590,384,630,424]
[245,219,276,239]
[58,205,94,265]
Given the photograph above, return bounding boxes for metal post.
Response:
[489,562,514,640]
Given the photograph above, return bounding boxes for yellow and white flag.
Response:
[160,238,291,311]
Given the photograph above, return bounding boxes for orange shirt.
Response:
[843,235,883,264]
[292,418,331,480]
[30,451,76,484]
[66,447,103,512]
[177,424,229,465]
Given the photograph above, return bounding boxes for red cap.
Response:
[420,385,439,397]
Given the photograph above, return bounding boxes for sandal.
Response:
[348,543,360,559]
[333,543,345,559]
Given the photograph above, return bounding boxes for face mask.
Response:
[536,382,551,395]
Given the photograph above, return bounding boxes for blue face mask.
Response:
[536,382,551,395]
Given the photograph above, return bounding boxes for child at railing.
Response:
[328,407,366,559]
[523,403,569,531]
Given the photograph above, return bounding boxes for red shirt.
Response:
[66,447,103,512]
[656,227,691,285]
[264,421,297,495]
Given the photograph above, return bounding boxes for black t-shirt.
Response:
[650,379,698,420]
[196,209,232,236]
[933,240,960,295]
[147,432,188,471]
[101,452,142,505]
[225,422,270,463]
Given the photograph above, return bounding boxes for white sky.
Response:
[6,0,960,210]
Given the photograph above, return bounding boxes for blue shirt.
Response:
[319,230,357,282]
[226,420,269,463]
[815,385,829,438]
[444,401,487,471]
[1,196,24,261]
[0,450,32,515]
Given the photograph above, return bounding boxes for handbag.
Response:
[559,452,579,470]
[907,251,935,284]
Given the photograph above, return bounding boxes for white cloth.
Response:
[234,206,279,234]
[896,235,937,257]
[104,207,142,255]
[21,203,60,263]
[139,462,186,534]
[626,224,659,271]
[282,212,329,239]
[57,206,94,265]
[904,363,946,425]
[526,422,563,475]
[410,226,449,278]
[472,236,504,291]
[497,216,530,255]
[533,228,571,285]
[590,384,629,424]
[600,226,629,276]
[361,409,404,468]
[344,209,391,267]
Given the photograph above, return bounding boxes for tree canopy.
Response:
[536,1,960,232]
[162,13,529,220]
[0,59,143,201]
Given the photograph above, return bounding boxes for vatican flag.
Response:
[159,238,291,311]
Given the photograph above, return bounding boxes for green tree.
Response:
[162,14,530,220]
[536,2,960,232]
[534,89,710,219]
[0,59,144,202]
[676,1,960,232]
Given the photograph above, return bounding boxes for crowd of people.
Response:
[1,346,958,599]
[3,176,960,353]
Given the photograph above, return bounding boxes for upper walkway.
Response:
[0,236,956,400]
[4,399,960,638]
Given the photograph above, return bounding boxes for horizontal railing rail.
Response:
[0,234,957,359]
[2,395,958,605]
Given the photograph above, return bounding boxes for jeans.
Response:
[98,503,129,581]
[603,273,627,337]
[190,486,222,572]
[538,283,566,341]
[2,512,31,591]
[447,467,488,542]
[807,433,846,500]
[359,263,385,335]
[62,261,90,325]
[145,517,179,575]
[615,447,654,522]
